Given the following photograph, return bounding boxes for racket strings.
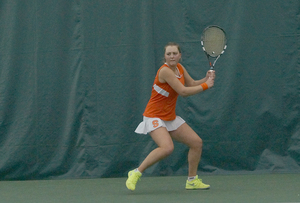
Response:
[202,27,226,57]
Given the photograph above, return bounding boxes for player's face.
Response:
[164,46,181,67]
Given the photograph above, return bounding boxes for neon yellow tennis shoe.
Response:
[126,170,142,191]
[185,175,210,190]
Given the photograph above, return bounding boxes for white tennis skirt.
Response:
[135,116,185,134]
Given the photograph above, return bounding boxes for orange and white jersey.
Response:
[143,63,185,121]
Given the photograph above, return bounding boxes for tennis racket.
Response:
[201,25,227,71]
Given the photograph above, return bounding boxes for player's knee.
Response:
[193,137,203,149]
[162,144,174,156]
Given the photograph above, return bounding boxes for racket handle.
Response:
[209,69,215,79]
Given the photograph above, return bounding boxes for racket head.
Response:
[201,25,227,57]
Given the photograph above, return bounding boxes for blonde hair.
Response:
[164,42,182,54]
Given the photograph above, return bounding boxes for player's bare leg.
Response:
[126,127,174,191]
[170,123,210,189]
[138,127,174,173]
[170,123,202,176]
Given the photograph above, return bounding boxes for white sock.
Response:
[188,176,196,181]
[134,168,142,174]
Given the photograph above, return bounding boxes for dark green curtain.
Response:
[0,0,299,180]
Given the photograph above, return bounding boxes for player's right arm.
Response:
[158,67,214,97]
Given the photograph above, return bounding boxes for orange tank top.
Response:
[143,63,185,121]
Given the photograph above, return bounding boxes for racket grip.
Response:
[208,69,215,79]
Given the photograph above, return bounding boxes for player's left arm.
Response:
[182,65,215,87]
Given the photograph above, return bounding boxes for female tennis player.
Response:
[126,42,215,191]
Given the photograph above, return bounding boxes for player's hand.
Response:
[206,70,215,80]
[206,76,214,88]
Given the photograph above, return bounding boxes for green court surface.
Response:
[0,173,299,203]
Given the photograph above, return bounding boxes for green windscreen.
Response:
[0,0,299,180]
